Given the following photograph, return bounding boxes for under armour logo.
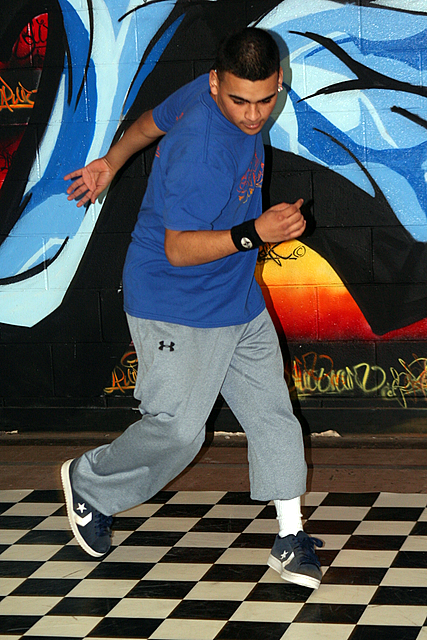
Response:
[159,341,175,351]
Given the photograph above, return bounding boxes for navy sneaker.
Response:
[61,459,112,558]
[267,530,323,589]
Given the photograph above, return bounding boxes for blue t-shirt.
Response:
[123,74,266,328]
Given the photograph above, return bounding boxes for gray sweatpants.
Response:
[72,309,307,515]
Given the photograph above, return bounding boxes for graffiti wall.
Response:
[1,0,426,433]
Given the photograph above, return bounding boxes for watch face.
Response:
[241,237,253,250]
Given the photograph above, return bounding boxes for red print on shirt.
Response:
[237,152,264,204]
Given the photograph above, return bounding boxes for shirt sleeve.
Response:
[153,75,208,133]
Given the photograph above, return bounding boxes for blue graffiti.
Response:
[260,0,427,241]
[0,0,178,327]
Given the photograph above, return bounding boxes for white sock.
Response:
[274,497,303,537]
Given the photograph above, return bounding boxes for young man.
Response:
[63,28,322,590]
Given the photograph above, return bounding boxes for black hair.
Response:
[213,27,280,81]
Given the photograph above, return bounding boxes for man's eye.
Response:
[262,98,272,104]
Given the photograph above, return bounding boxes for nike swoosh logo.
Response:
[73,512,93,527]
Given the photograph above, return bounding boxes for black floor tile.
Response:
[48,596,121,616]
[121,530,184,546]
[168,599,240,619]
[216,621,289,639]
[348,625,420,640]
[364,507,424,521]
[230,533,275,548]
[111,517,147,531]
[18,529,73,545]
[217,492,264,506]
[0,515,46,529]
[370,586,427,606]
[321,566,388,585]
[201,563,267,582]
[21,490,65,503]
[127,580,196,599]
[87,616,162,637]
[321,493,380,507]
[160,546,225,563]
[392,551,427,568]
[343,535,406,550]
[0,560,43,578]
[10,577,81,596]
[0,614,41,634]
[294,603,365,624]
[410,521,427,535]
[145,490,177,504]
[0,503,14,515]
[246,582,312,602]
[50,544,102,562]
[304,519,360,535]
[154,504,213,518]
[190,518,251,533]
[86,561,154,580]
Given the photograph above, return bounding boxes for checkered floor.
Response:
[0,490,427,640]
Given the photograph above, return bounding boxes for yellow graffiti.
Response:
[292,352,387,397]
[386,356,427,408]
[104,350,138,394]
[0,76,36,112]
[104,348,427,408]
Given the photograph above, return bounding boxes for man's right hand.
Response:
[64,157,116,207]
[255,198,306,243]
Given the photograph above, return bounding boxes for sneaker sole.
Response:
[61,459,105,558]
[267,553,321,590]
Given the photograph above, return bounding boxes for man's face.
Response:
[209,68,283,135]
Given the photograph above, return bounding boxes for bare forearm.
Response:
[165,229,238,266]
[105,110,165,173]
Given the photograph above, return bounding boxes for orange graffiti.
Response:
[104,350,138,394]
[0,76,36,112]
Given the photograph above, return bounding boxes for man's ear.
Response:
[278,67,284,90]
[209,69,219,96]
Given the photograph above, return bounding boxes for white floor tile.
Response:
[142,562,211,582]
[30,561,99,579]
[167,492,226,504]
[106,545,170,563]
[331,549,398,567]
[137,518,200,532]
[2,503,61,517]
[175,532,239,548]
[281,623,355,639]
[359,605,427,626]
[310,506,371,521]
[215,547,268,565]
[0,595,61,615]
[230,601,303,623]
[184,581,256,601]
[307,584,377,605]
[24,614,102,637]
[205,505,265,519]
[0,544,62,562]
[149,618,226,640]
[67,578,138,598]
[107,597,181,618]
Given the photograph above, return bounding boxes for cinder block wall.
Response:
[0,0,426,435]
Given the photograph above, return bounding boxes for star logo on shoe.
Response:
[280,550,295,566]
[76,503,87,514]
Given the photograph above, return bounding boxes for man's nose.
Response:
[245,103,260,121]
